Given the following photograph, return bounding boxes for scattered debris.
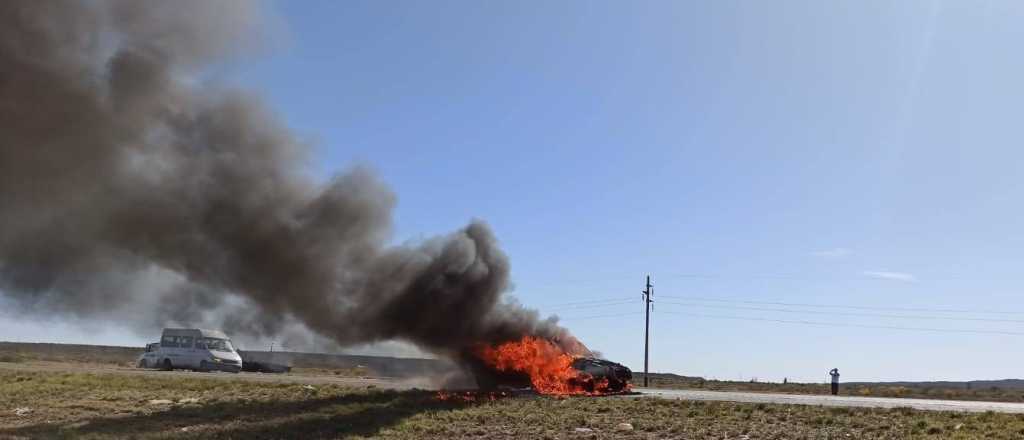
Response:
[148,399,174,405]
[13,407,32,416]
[616,423,634,431]
[955,423,965,430]
[178,397,200,404]
[436,390,516,403]
[302,385,317,392]
[573,427,594,433]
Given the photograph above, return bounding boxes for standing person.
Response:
[829,368,840,395]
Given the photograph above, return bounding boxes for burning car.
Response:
[568,357,632,393]
[469,336,633,395]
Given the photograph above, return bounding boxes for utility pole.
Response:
[643,275,653,387]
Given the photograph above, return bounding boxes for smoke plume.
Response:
[0,1,581,358]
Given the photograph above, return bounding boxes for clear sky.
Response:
[4,0,1024,382]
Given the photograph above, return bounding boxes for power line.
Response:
[658,295,1024,316]
[669,273,855,281]
[656,311,1024,336]
[522,276,639,289]
[526,271,1024,289]
[666,273,1016,282]
[558,311,644,321]
[667,273,929,282]
[547,299,636,311]
[657,301,1024,324]
[540,297,634,308]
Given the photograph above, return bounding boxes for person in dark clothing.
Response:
[829,368,840,395]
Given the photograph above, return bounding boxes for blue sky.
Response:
[4,0,1024,382]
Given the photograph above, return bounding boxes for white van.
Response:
[137,342,161,368]
[146,328,243,373]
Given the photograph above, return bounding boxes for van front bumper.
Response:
[204,359,242,373]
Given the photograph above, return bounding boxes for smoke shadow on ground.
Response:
[0,390,470,439]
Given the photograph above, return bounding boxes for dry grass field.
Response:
[3,367,1024,439]
[6,341,1023,405]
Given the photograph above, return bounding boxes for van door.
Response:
[159,334,180,368]
[195,337,211,369]
[179,336,196,368]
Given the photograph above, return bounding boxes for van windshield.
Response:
[198,338,234,352]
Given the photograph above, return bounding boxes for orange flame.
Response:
[475,336,621,396]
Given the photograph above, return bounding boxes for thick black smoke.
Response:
[0,1,580,358]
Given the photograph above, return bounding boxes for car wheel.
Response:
[162,359,173,371]
[199,361,211,372]
[137,359,146,369]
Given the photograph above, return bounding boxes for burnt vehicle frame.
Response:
[470,356,632,393]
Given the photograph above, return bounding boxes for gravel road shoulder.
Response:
[634,387,1024,413]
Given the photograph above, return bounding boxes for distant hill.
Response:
[239,349,456,378]
[0,341,141,365]
[845,379,1024,390]
[632,372,1024,403]
[0,341,455,378]
[637,372,1024,391]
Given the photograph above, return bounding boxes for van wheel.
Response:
[199,361,211,372]
[137,359,147,369]
[162,359,173,371]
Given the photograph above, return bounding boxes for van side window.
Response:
[179,336,194,348]
[195,339,206,349]
[161,336,179,348]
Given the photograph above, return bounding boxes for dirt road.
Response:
[634,387,1024,413]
